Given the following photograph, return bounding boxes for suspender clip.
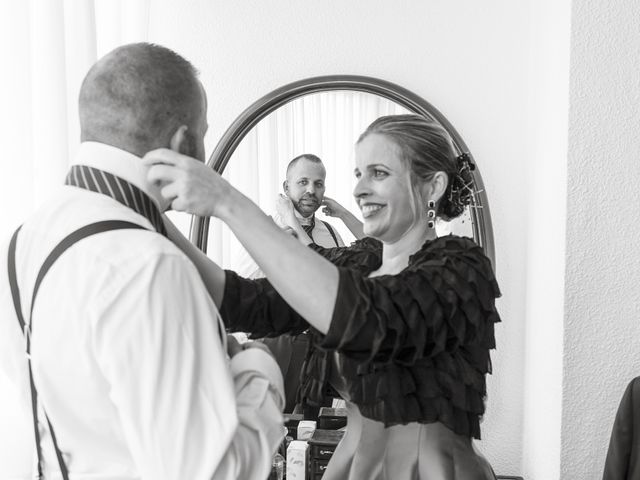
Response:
[24,324,32,358]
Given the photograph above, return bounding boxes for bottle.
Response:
[270,452,285,480]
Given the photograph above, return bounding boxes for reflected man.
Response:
[278,154,344,248]
[237,154,344,415]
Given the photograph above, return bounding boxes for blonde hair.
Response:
[358,114,471,220]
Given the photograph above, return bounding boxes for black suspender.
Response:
[321,220,340,247]
[8,220,147,479]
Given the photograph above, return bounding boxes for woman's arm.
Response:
[164,215,311,336]
[163,214,226,308]
[322,196,365,240]
[145,150,339,334]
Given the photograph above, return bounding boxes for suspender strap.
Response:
[9,226,45,478]
[321,220,339,247]
[8,220,148,479]
[8,226,26,332]
[29,221,146,320]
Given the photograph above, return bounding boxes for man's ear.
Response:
[169,125,189,153]
[283,180,289,194]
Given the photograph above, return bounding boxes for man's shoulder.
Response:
[315,218,344,247]
[14,191,188,275]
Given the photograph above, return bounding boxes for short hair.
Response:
[285,154,324,176]
[79,43,201,153]
[358,114,471,220]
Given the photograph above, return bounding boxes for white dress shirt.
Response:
[0,142,285,480]
[282,209,345,250]
[235,209,344,279]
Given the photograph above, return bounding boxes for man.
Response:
[236,154,344,280]
[0,43,284,479]
[234,154,344,415]
[279,154,344,248]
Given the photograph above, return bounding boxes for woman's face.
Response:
[353,133,424,243]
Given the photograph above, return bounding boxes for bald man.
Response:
[279,154,344,248]
[231,155,345,415]
[236,154,344,280]
[0,43,284,480]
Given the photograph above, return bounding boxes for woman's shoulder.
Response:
[407,234,500,299]
[414,234,484,257]
[411,235,493,270]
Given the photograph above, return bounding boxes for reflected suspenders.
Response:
[7,220,146,480]
[321,221,340,247]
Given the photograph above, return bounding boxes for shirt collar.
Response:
[294,208,315,226]
[72,142,169,211]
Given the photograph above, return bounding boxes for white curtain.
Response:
[207,91,411,268]
[0,0,151,239]
[0,1,150,476]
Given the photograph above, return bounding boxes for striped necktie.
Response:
[65,165,167,236]
[301,215,315,241]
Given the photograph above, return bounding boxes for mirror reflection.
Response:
[205,90,474,272]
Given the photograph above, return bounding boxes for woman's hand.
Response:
[143,149,234,218]
[321,196,347,219]
[275,194,298,228]
[323,197,365,240]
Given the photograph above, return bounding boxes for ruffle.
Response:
[221,270,309,338]
[302,235,500,439]
[309,237,382,273]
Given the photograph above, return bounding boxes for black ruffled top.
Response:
[220,235,501,439]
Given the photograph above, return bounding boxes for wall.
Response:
[562,0,640,477]
[148,0,532,474]
[521,0,571,479]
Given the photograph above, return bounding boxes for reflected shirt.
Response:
[0,142,285,480]
[236,209,344,279]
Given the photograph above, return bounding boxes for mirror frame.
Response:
[190,75,495,265]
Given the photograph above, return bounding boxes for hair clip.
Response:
[456,152,476,171]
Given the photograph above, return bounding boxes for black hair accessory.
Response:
[456,152,476,172]
[445,152,479,218]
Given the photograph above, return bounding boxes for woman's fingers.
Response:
[147,163,182,186]
[142,148,188,167]
[144,149,236,217]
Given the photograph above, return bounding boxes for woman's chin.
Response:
[363,222,385,241]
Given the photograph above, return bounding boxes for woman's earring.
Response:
[427,200,436,229]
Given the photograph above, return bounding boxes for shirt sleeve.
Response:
[220,270,310,338]
[92,251,284,480]
[220,238,383,338]
[212,348,285,479]
[319,239,501,366]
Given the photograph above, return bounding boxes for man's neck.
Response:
[294,208,315,224]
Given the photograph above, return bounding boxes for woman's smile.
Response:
[360,203,385,218]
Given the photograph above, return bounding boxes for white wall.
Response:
[148,0,533,474]
[562,0,640,477]
[521,1,571,479]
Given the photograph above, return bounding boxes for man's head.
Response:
[79,43,207,161]
[283,154,326,218]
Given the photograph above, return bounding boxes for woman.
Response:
[146,114,500,479]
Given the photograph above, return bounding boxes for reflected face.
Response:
[284,158,326,217]
[353,133,422,243]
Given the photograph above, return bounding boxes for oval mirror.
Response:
[190,75,494,269]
